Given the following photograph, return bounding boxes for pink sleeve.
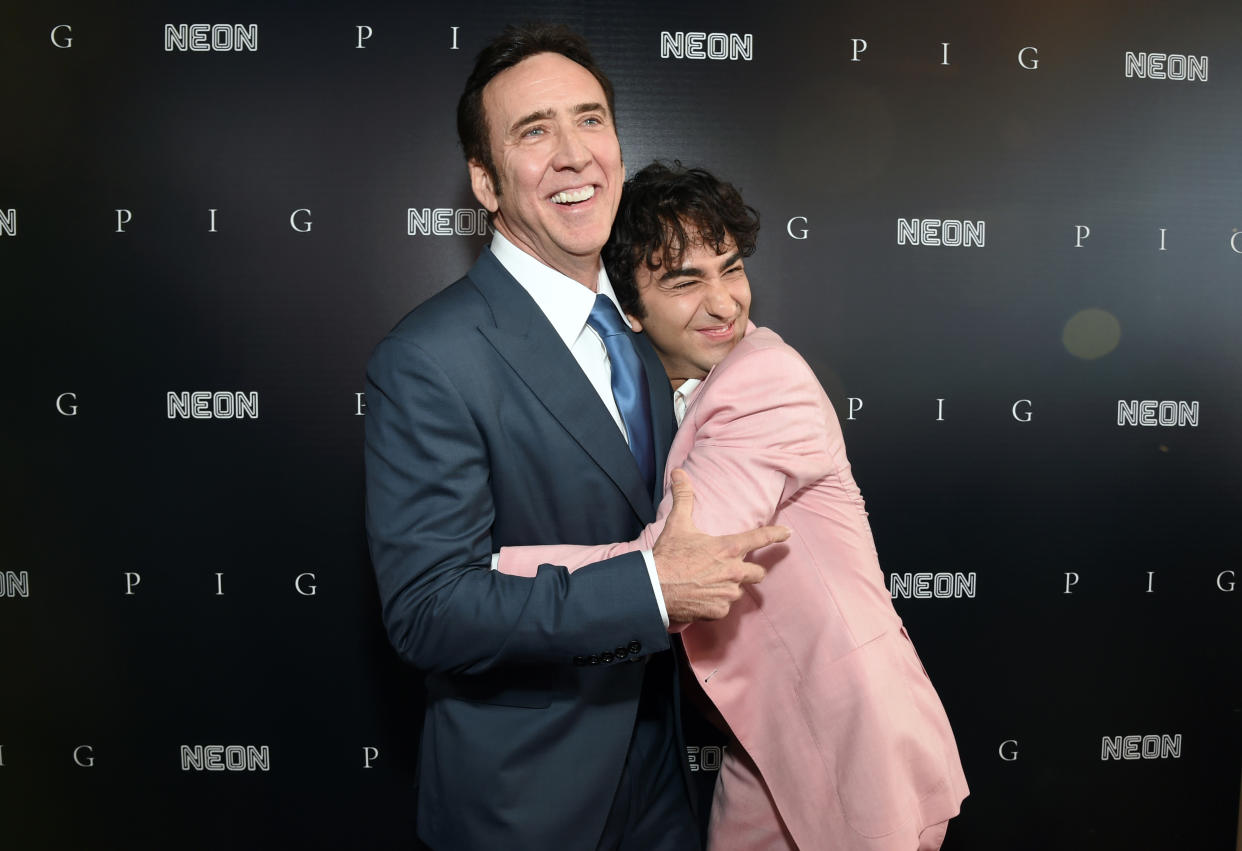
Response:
[499,340,831,578]
[496,529,657,578]
[648,342,834,538]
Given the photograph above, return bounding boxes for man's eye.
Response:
[582,116,602,126]
[523,126,546,137]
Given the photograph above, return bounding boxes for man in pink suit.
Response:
[495,163,969,850]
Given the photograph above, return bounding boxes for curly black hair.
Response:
[603,162,760,318]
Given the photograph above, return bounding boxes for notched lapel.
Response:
[636,333,675,503]
[469,251,657,524]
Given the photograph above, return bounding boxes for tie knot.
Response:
[587,294,630,338]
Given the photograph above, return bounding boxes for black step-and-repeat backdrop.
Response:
[3,2,1240,849]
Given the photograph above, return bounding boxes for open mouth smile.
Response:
[696,321,736,340]
[550,186,596,205]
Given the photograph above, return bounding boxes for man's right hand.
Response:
[652,469,790,623]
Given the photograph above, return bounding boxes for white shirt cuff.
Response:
[641,549,670,628]
[490,552,500,570]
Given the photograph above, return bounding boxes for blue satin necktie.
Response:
[587,294,656,495]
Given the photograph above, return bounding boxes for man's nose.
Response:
[703,281,738,318]
[551,125,592,170]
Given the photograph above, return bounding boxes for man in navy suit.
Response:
[364,23,787,850]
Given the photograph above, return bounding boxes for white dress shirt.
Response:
[488,232,669,626]
[673,379,702,427]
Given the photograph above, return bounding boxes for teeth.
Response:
[551,186,595,204]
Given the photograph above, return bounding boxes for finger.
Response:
[666,468,695,529]
[762,524,792,544]
[738,562,766,585]
[725,524,791,554]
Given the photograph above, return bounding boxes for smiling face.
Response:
[468,52,624,288]
[628,234,751,388]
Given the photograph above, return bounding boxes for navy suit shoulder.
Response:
[385,273,490,340]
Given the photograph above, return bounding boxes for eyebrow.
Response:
[659,251,742,283]
[509,108,553,136]
[509,102,608,137]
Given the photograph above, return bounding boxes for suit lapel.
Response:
[469,250,657,524]
[635,332,675,502]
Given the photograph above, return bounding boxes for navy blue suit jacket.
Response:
[365,248,677,849]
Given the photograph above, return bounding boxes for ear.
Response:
[468,160,499,213]
[625,313,643,332]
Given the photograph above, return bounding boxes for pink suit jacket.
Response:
[498,326,968,850]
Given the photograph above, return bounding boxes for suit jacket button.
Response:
[627,640,642,655]
[614,646,628,659]
[601,651,615,663]
[589,655,600,665]
[573,656,586,667]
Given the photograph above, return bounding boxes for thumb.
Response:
[666,468,695,529]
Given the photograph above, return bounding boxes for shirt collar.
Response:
[673,379,703,426]
[490,231,629,349]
